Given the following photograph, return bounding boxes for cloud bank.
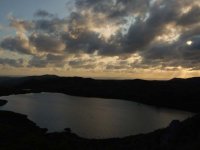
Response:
[1,0,200,78]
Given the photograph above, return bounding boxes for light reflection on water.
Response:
[0,93,194,139]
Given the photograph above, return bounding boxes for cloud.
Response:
[29,33,65,53]
[9,17,34,32]
[139,29,200,70]
[121,0,181,52]
[34,18,68,33]
[177,6,200,26]
[68,59,96,69]
[1,0,200,72]
[62,28,116,55]
[34,10,55,18]
[28,54,66,68]
[75,0,150,20]
[0,35,32,55]
[0,58,24,67]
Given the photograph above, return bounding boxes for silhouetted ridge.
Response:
[0,75,200,112]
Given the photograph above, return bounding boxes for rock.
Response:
[64,128,71,133]
[169,120,181,130]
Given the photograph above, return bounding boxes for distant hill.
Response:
[0,75,200,112]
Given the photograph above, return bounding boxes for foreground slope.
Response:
[0,110,199,150]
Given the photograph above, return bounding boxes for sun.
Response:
[186,40,193,46]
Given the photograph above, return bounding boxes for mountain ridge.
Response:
[0,75,200,112]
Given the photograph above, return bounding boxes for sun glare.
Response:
[186,40,193,46]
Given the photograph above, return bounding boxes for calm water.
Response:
[0,93,194,139]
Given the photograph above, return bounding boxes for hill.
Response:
[0,75,200,112]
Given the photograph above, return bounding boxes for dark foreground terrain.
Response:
[0,99,7,106]
[0,75,200,149]
[0,110,199,150]
[0,75,200,112]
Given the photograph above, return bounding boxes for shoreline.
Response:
[0,75,200,113]
[1,92,195,139]
[0,99,7,106]
[0,90,198,113]
[0,110,199,149]
[1,91,195,114]
[1,75,200,149]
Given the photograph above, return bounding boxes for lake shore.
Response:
[0,75,200,149]
[1,92,193,138]
[0,110,199,150]
[0,75,200,113]
[0,99,7,106]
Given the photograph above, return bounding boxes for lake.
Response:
[0,93,194,139]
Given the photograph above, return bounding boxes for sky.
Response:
[0,0,200,79]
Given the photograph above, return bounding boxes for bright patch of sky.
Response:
[0,0,72,38]
[0,0,72,25]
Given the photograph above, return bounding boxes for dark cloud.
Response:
[140,33,200,69]
[75,0,126,24]
[9,14,67,34]
[121,0,180,53]
[28,54,66,68]
[29,33,65,53]
[0,58,24,67]
[28,56,48,68]
[1,0,200,71]
[75,0,149,20]
[0,36,32,55]
[177,6,200,26]
[68,59,96,69]
[46,54,66,62]
[33,18,67,33]
[62,31,103,54]
[189,36,200,50]
[106,64,126,70]
[142,43,178,61]
[34,10,55,18]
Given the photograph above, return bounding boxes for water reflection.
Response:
[0,93,194,139]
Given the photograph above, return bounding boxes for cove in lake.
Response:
[0,93,194,139]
